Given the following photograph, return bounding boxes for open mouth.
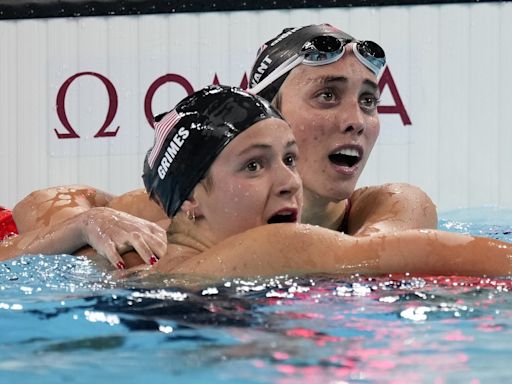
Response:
[328,147,361,168]
[267,210,298,224]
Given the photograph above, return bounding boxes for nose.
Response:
[338,100,365,136]
[274,162,302,199]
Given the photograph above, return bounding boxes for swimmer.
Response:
[12,24,436,263]
[2,86,511,278]
[247,23,436,233]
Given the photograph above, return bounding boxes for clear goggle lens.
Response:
[301,36,386,74]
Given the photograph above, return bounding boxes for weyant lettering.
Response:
[251,55,272,87]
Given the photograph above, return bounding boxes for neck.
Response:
[150,216,215,276]
[301,188,348,231]
[166,215,215,253]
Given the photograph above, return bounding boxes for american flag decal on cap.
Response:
[147,109,181,168]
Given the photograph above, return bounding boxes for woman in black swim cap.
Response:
[142,84,302,246]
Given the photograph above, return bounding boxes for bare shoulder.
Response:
[348,183,438,235]
[13,184,115,232]
[107,189,167,222]
[351,183,434,205]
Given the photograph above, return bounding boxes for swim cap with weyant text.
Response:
[142,85,284,217]
[249,24,385,102]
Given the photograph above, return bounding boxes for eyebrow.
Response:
[236,139,297,157]
[320,76,379,92]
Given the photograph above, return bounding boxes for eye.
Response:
[283,153,297,168]
[244,160,262,172]
[314,88,338,105]
[360,94,380,112]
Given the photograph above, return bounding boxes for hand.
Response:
[77,207,168,269]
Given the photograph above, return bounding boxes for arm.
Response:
[13,185,167,232]
[1,207,110,263]
[153,224,511,278]
[348,183,438,236]
[2,207,168,267]
[13,185,115,233]
[11,185,168,266]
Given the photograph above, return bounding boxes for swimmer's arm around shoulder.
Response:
[1,207,168,267]
[0,212,94,261]
[153,224,378,277]
[153,225,512,278]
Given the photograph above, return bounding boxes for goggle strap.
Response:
[249,54,304,96]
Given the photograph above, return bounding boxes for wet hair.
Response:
[142,85,284,217]
[248,24,355,102]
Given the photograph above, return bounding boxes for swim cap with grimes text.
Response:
[142,85,284,217]
[248,24,385,102]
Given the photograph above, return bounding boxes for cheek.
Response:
[282,100,333,143]
[208,183,242,212]
[223,183,262,211]
[366,118,380,146]
[291,114,332,152]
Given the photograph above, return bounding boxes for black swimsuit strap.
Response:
[338,198,351,233]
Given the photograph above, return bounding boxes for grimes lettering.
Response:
[157,127,190,179]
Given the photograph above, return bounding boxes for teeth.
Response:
[268,210,296,224]
[334,148,359,157]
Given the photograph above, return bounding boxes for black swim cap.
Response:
[142,85,284,217]
[249,24,355,101]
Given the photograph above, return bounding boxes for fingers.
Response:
[148,230,168,259]
[127,232,155,265]
[101,239,126,270]
[113,212,168,262]
[80,207,168,268]
[147,221,168,239]
[126,231,168,265]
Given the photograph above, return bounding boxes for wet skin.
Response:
[183,117,303,245]
[11,48,437,264]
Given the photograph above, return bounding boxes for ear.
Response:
[179,186,205,217]
[180,197,198,214]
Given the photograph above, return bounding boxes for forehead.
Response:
[219,118,293,155]
[233,118,292,144]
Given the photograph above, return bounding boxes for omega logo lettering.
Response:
[54,66,410,140]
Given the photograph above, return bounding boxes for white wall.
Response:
[1,3,511,211]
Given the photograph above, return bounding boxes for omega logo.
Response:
[54,66,410,139]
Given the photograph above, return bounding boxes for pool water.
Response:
[1,208,511,383]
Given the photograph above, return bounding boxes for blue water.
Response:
[1,208,511,383]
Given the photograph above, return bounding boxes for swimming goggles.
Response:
[249,35,386,96]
